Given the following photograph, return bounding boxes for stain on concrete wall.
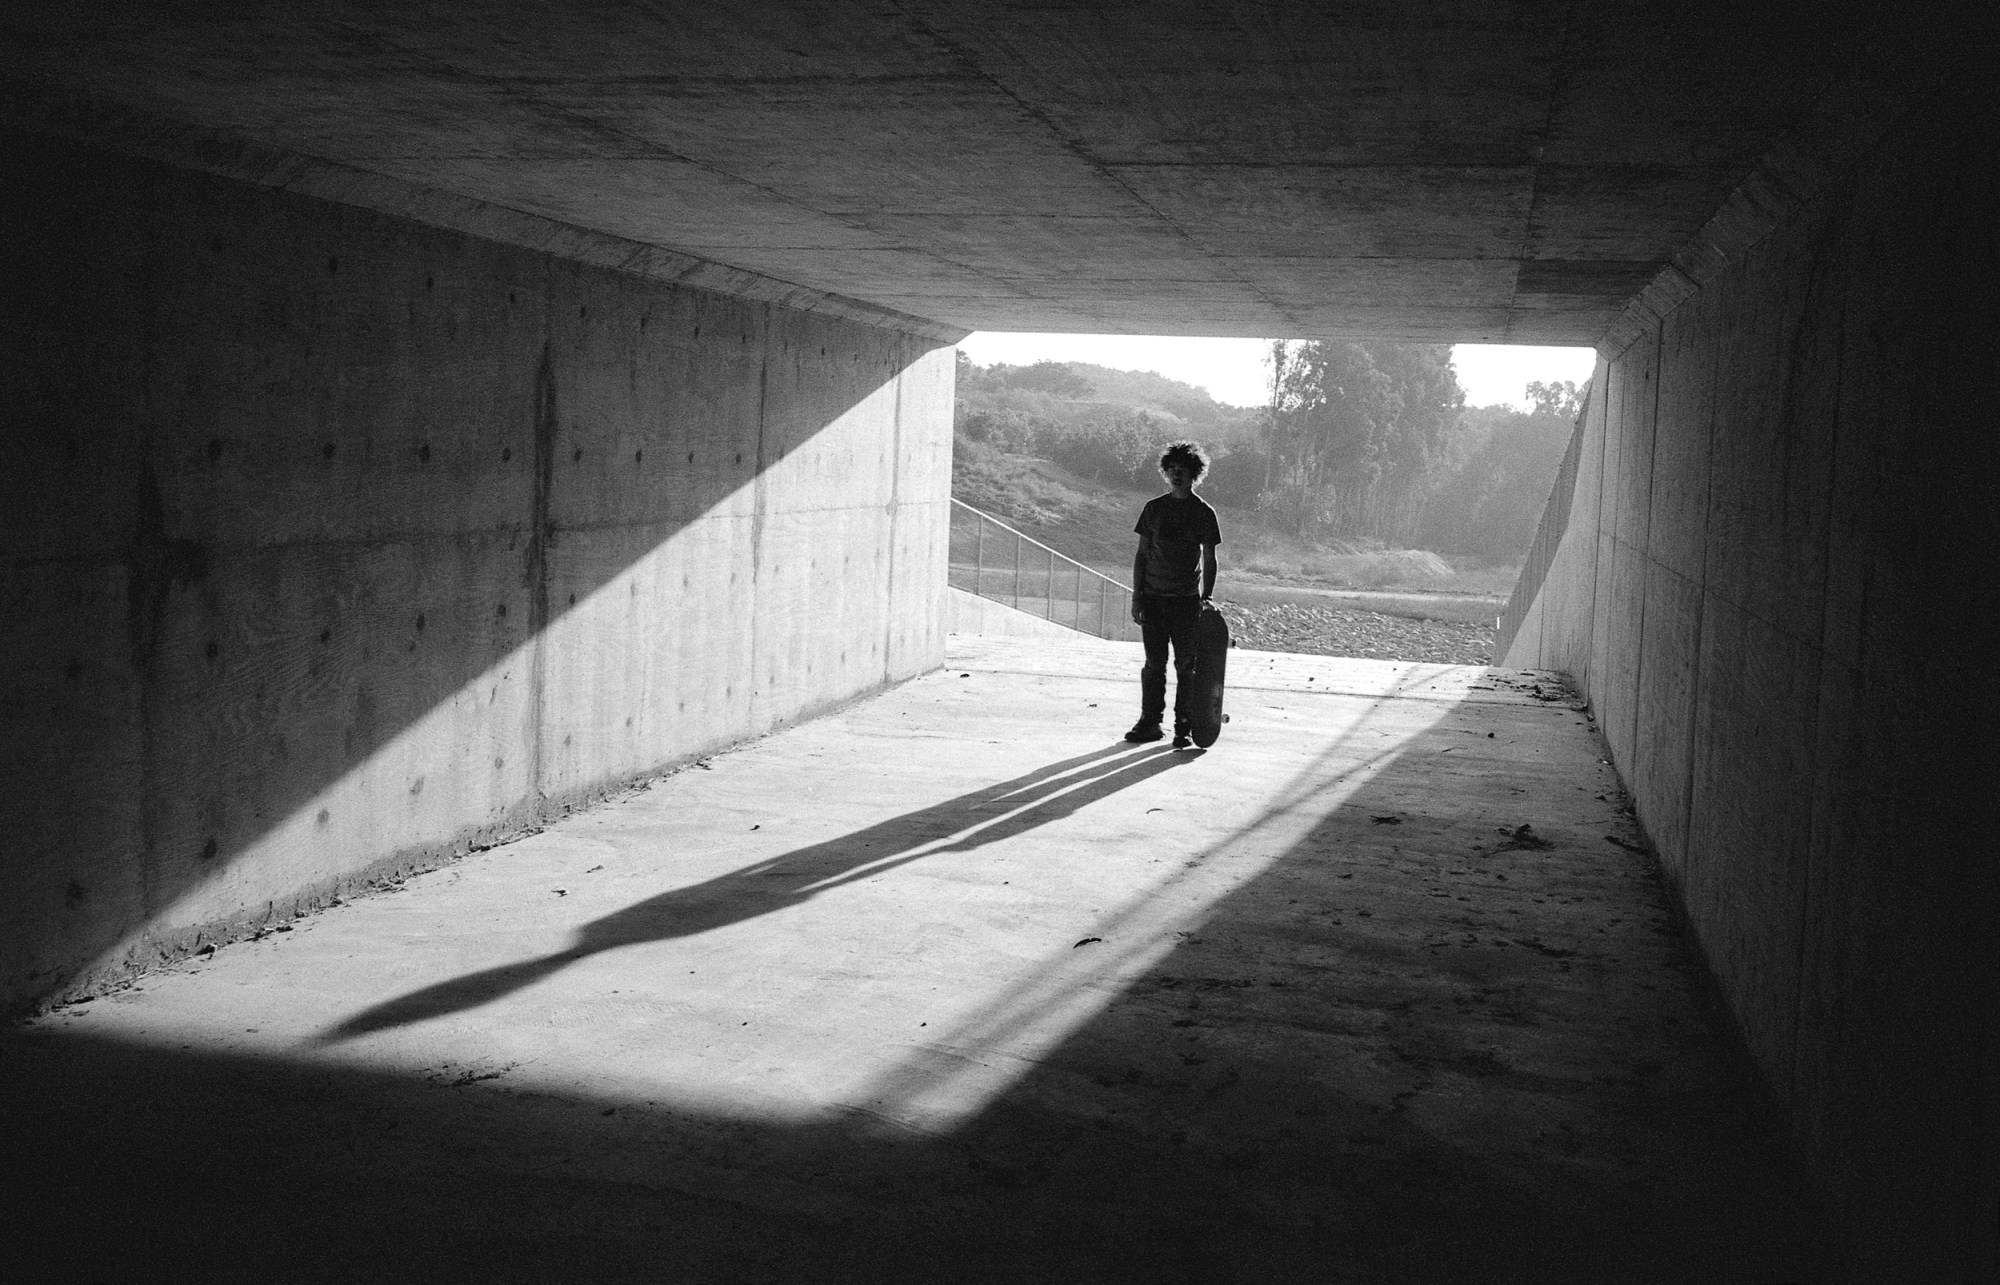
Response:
[1499,82,1997,1282]
[0,132,954,1013]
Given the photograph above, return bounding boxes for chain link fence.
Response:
[950,499,1138,641]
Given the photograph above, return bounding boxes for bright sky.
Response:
[956,333,1598,411]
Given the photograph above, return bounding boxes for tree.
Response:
[1526,379,1586,421]
[1413,406,1575,557]
[1257,340,1464,540]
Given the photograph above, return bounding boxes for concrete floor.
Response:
[5,635,1823,1283]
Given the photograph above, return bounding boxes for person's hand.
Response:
[1130,600,1146,625]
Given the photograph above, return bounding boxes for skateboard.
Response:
[1188,602,1231,748]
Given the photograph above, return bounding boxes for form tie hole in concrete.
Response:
[501,447,512,462]
[425,275,434,291]
[199,838,217,861]
[496,602,507,618]
[687,451,694,463]
[322,443,336,461]
[204,640,219,661]
[634,450,642,464]
[568,593,576,605]
[735,452,743,464]
[414,613,425,632]
[418,444,431,463]
[319,629,331,644]
[573,447,583,462]
[316,809,330,827]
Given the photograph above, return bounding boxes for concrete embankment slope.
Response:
[6,635,1821,1283]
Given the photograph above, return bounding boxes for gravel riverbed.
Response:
[1214,598,1496,666]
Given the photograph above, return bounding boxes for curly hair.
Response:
[1157,440,1210,484]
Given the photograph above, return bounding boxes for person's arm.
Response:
[1130,538,1148,623]
[1200,543,1218,601]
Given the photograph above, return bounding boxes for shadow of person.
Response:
[314,741,1191,1044]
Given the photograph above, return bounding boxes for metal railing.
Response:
[949,498,1138,641]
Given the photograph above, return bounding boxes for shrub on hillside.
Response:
[1197,441,1269,507]
[956,405,1050,453]
[958,404,1165,486]
[1042,416,1157,486]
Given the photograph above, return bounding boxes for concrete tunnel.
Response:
[2,3,1992,1280]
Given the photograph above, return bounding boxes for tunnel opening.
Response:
[3,5,1992,1279]
[949,331,1596,668]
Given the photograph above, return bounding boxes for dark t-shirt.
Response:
[1134,493,1222,595]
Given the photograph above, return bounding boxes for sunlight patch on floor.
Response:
[50,652,1464,1131]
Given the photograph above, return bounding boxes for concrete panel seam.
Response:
[881,336,905,678]
[527,343,556,806]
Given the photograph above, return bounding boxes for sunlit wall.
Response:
[0,131,955,1011]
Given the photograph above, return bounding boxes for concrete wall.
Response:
[1,131,954,1012]
[1500,82,1996,1281]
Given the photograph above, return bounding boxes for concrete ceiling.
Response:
[2,2,1904,343]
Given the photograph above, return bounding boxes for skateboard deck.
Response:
[1188,603,1231,747]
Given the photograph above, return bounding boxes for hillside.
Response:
[950,443,1149,569]
[951,442,1516,600]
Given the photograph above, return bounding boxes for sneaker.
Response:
[1124,720,1164,743]
[1172,732,1193,749]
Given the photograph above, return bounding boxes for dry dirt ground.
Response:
[1217,599,1497,665]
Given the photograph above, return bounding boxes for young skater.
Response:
[1126,441,1221,749]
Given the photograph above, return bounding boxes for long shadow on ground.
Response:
[4,711,1827,1283]
[315,742,1188,1043]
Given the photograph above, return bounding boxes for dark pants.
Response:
[1138,594,1202,731]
